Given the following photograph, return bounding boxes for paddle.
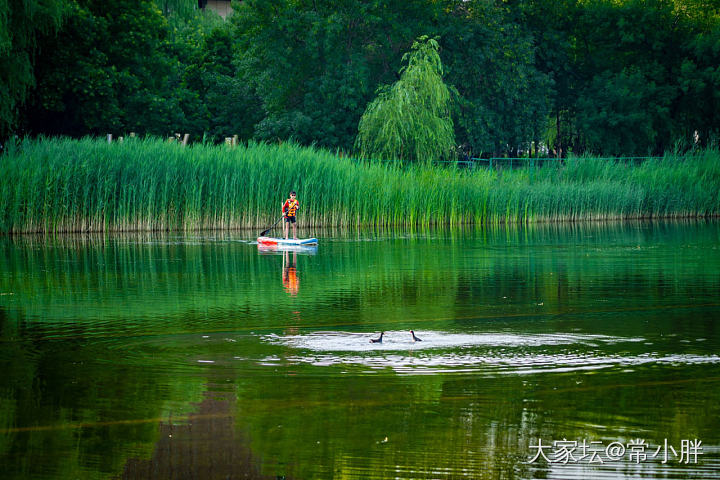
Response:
[259,216,284,237]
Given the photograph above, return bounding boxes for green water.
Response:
[1,222,719,479]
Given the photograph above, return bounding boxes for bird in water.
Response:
[410,330,422,342]
[370,332,384,343]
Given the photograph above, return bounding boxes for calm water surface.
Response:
[1,222,719,479]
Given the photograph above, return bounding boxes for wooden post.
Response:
[225,137,232,146]
[168,137,175,143]
[232,135,238,146]
[118,136,124,143]
[182,133,190,146]
[129,132,136,138]
[107,134,113,143]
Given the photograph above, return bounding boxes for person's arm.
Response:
[282,200,288,216]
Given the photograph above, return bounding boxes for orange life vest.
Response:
[284,199,299,216]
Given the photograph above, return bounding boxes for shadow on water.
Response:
[118,389,281,480]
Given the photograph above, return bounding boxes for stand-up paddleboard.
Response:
[257,236,318,246]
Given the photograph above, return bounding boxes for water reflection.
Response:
[0,222,719,479]
[256,242,317,297]
[283,251,299,296]
[118,390,276,480]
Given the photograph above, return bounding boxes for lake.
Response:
[1,221,719,479]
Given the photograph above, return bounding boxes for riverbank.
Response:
[1,137,718,233]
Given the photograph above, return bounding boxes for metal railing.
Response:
[438,156,664,169]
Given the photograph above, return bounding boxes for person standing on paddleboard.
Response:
[282,191,300,240]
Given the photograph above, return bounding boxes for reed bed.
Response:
[0,137,718,233]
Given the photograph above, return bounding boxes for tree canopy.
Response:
[356,36,455,163]
[0,0,67,138]
[3,0,720,157]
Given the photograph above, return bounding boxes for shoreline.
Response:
[1,216,718,237]
[2,137,719,234]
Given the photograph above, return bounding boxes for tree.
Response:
[675,17,720,148]
[25,0,188,137]
[507,0,583,157]
[442,0,551,157]
[511,0,719,155]
[0,0,67,139]
[355,36,455,163]
[572,0,682,154]
[576,69,672,155]
[232,0,445,150]
[157,0,197,20]
[177,20,262,141]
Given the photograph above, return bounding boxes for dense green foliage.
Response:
[356,36,455,163]
[0,0,67,138]
[444,2,551,157]
[3,0,720,156]
[22,0,230,137]
[1,137,718,233]
[513,0,720,155]
[24,0,175,135]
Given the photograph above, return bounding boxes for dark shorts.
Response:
[284,216,296,224]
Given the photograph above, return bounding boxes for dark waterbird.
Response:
[370,332,384,343]
[410,330,422,342]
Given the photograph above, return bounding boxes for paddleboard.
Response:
[257,236,318,246]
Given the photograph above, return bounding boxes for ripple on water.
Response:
[260,331,720,375]
[263,331,646,352]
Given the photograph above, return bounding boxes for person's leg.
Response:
[292,221,297,239]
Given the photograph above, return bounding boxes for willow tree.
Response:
[0,0,66,139]
[355,35,455,163]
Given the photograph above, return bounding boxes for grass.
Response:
[0,136,719,233]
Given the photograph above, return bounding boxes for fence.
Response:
[440,156,664,169]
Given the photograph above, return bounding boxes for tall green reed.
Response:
[1,137,718,233]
